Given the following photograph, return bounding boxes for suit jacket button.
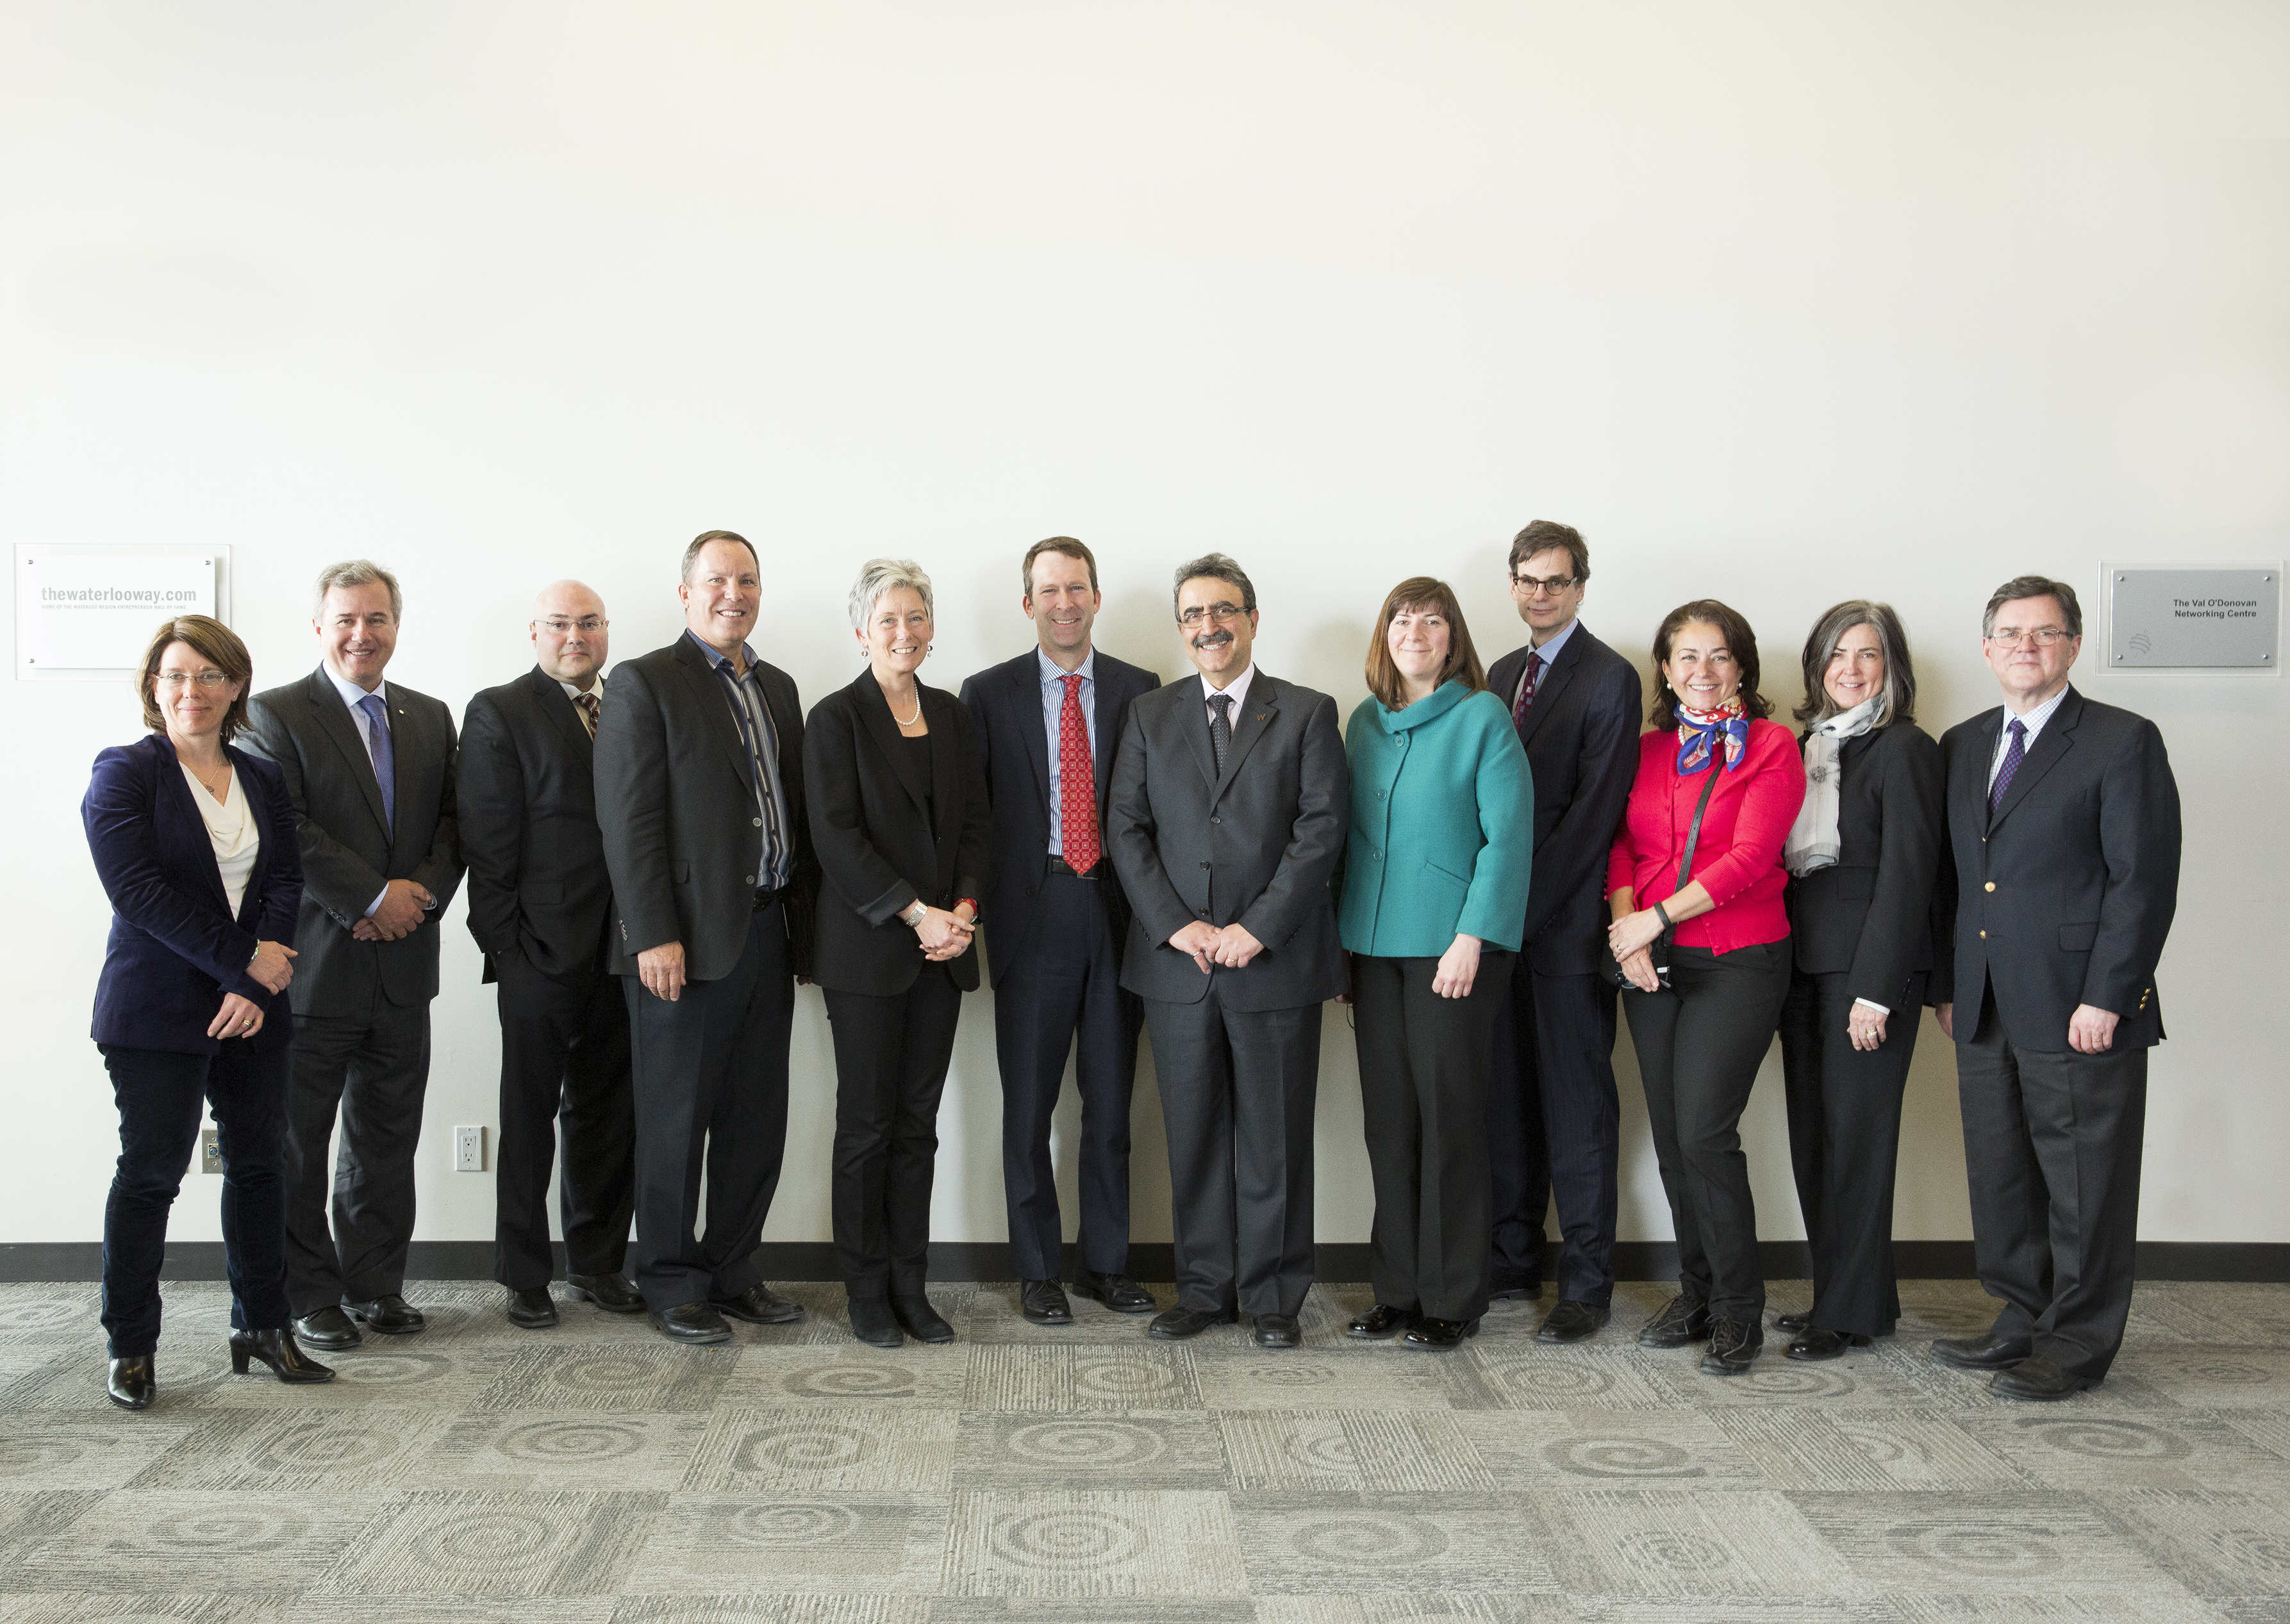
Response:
[1210,816,1220,824]
[1979,929,1987,939]
[1197,911,1210,920]
[744,875,756,886]
[752,816,763,827]
[1984,881,1996,891]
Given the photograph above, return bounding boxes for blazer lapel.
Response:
[229,745,272,927]
[1211,675,1281,805]
[672,638,758,799]
[856,672,931,812]
[1514,632,1582,749]
[1989,688,2079,831]
[304,670,392,840]
[529,666,593,763]
[926,688,960,863]
[1015,658,1053,812]
[1091,665,1129,820]
[155,736,233,914]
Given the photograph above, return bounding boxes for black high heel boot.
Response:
[229,1328,336,1384]
[107,1355,155,1410]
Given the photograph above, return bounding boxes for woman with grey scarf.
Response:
[1774,602,1945,1361]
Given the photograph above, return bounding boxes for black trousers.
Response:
[824,972,965,1296]
[284,996,431,1316]
[100,1041,293,1357]
[1624,938,1792,1323]
[492,948,635,1291]
[624,902,793,1310]
[994,867,1141,1281]
[1354,951,1509,1322]
[1488,960,1622,1304]
[1778,968,1923,1338]
[1143,984,1320,1318]
[1958,987,2147,1380]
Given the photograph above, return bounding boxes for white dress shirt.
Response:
[182,763,259,919]
[1199,663,1256,722]
[1989,683,2070,790]
[1040,647,1097,858]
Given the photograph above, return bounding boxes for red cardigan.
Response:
[1606,719,1804,953]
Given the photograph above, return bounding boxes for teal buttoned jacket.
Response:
[1336,680,1533,957]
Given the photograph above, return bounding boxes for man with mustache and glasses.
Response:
[1108,554,1348,1349]
[959,539,1161,1327]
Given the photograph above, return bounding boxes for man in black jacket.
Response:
[1108,553,1348,1350]
[959,538,1161,1326]
[459,581,641,1330]
[240,560,462,1351]
[1931,574,2180,1400]
[1481,521,1643,1342]
[595,531,818,1345]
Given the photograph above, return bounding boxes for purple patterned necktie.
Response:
[358,692,395,836]
[1510,650,1544,738]
[1989,717,2027,816]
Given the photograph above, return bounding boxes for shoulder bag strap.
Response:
[1674,761,1723,890]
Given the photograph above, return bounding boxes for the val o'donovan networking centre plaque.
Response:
[2107,567,2278,670]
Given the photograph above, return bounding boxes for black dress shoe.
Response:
[1538,1300,1611,1343]
[344,1294,426,1336]
[1402,1316,1480,1351]
[292,1305,361,1351]
[1700,1316,1763,1376]
[713,1284,805,1325]
[1252,1313,1302,1349]
[565,1272,646,1314]
[229,1328,335,1384]
[106,1355,154,1411]
[1992,1354,2096,1402]
[1930,1332,2032,1371]
[1071,1270,1157,1314]
[506,1288,560,1330]
[1149,1305,1238,1341]
[650,1301,733,1345]
[891,1293,955,1345]
[1786,1327,1872,1362]
[1638,1294,1713,1349]
[1347,1303,1415,1340]
[1773,1311,1811,1334]
[1020,1279,1074,1325]
[847,1297,904,1348]
[1487,1276,1542,1302]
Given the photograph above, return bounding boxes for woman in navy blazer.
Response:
[82,617,333,1409]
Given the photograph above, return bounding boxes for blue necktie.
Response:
[359,692,395,836]
[1989,717,2027,816]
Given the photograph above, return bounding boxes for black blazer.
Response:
[595,633,818,984]
[1108,669,1349,1011]
[957,648,1161,987]
[458,666,613,983]
[1933,686,2181,1051]
[803,670,992,997]
[1484,624,1643,976]
[1782,718,1945,1009]
[83,735,303,1056]
[239,669,462,1014]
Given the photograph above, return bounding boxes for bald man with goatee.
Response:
[458,581,641,1329]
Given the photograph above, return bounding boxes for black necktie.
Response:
[1209,692,1234,775]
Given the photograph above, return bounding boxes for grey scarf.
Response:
[1784,694,1885,877]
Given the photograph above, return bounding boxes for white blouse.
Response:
[183,763,260,919]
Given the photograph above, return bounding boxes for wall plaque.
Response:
[2107,567,2278,670]
[15,545,229,681]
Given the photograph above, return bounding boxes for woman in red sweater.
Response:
[1606,600,1804,1376]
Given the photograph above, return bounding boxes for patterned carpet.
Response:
[3,1277,2288,1623]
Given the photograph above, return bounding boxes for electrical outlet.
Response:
[200,1127,222,1175]
[454,1125,486,1172]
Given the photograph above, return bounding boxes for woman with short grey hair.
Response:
[804,559,990,1349]
[1773,599,1944,1361]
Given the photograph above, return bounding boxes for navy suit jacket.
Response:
[1933,685,2181,1050]
[83,734,303,1056]
[958,647,1160,987]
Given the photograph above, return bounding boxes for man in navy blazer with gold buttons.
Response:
[1930,574,2180,1402]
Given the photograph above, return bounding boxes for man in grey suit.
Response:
[1108,553,1348,1349]
[241,559,462,1351]
[595,529,818,1346]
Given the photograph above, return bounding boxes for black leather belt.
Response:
[1045,855,1102,879]
[754,884,792,911]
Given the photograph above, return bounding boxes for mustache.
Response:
[1191,630,1234,650]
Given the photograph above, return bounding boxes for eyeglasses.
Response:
[537,617,608,634]
[1512,574,1579,597]
[1986,627,2070,648]
[1178,603,1249,627]
[155,670,231,690]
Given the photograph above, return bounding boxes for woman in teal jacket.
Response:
[1338,577,1532,1350]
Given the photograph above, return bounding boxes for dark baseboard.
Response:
[1,1238,2283,1285]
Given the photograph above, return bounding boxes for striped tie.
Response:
[575,692,599,738]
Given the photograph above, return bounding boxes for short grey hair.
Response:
[1795,599,1918,725]
[1171,552,1256,620]
[1983,574,2082,639]
[312,559,402,620]
[848,558,934,631]
[682,529,759,583]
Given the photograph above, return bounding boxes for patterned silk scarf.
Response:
[1784,693,1885,877]
[1675,695,1750,776]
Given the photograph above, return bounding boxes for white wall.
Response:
[4,3,2285,1254]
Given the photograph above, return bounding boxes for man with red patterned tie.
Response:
[960,539,1162,1325]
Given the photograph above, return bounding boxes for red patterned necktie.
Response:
[576,692,599,738]
[1510,650,1544,738]
[1059,674,1100,874]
